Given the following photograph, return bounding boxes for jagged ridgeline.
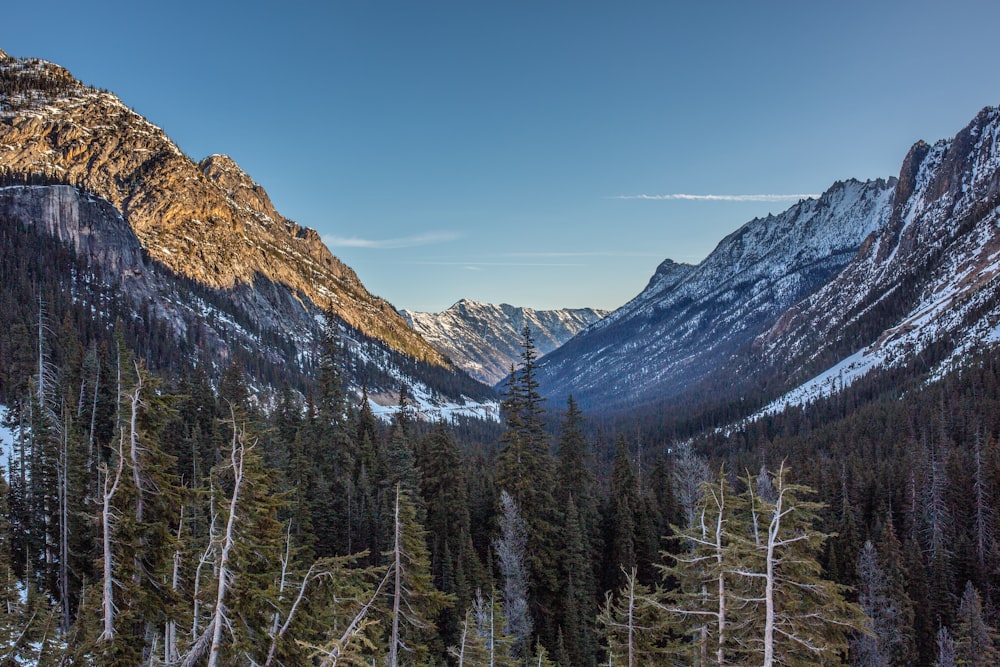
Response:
[0,50,495,410]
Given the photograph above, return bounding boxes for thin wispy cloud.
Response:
[611,193,819,202]
[504,251,662,259]
[409,261,588,268]
[323,231,462,249]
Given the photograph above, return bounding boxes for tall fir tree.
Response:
[496,325,558,650]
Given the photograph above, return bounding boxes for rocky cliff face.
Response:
[0,184,145,275]
[534,177,897,410]
[401,300,608,385]
[0,52,445,367]
[0,183,258,366]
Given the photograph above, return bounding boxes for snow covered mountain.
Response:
[754,106,1000,415]
[400,300,608,385]
[534,177,896,410]
[0,49,496,418]
[537,106,1000,417]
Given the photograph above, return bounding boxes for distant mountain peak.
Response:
[401,301,608,386]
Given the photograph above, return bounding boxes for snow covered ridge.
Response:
[740,108,1000,419]
[401,299,608,386]
[534,177,896,411]
[535,106,1000,417]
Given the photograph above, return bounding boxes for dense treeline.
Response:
[5,304,995,666]
[3,200,1000,665]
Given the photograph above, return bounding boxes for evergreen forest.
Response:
[3,218,1000,667]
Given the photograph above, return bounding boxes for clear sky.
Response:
[3,1,1000,312]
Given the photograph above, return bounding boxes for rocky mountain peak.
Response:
[747,105,1000,410]
[0,51,450,368]
[199,154,281,222]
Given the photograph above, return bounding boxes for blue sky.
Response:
[3,1,1000,311]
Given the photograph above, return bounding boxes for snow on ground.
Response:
[0,404,12,455]
[754,349,879,418]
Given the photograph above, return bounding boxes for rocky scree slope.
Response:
[534,177,896,411]
[400,299,608,386]
[0,50,447,369]
[0,50,493,414]
[753,106,1000,413]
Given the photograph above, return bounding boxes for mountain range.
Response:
[3,46,1000,428]
[400,300,607,386]
[534,106,1000,417]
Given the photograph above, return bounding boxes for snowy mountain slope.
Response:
[751,107,1000,414]
[534,177,896,410]
[400,299,608,385]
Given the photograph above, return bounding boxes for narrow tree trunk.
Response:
[762,484,783,667]
[129,368,144,523]
[193,491,217,640]
[166,510,184,665]
[389,484,403,667]
[100,434,125,642]
[89,355,99,490]
[59,406,70,633]
[207,417,246,667]
[715,484,726,667]
[626,569,636,667]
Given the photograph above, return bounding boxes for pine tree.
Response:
[870,515,917,666]
[851,541,901,667]
[607,436,655,588]
[560,496,597,667]
[598,567,664,667]
[655,465,753,666]
[494,490,532,660]
[419,422,481,645]
[654,463,865,666]
[554,395,600,666]
[734,463,866,667]
[953,581,999,667]
[496,325,558,650]
[307,307,356,557]
[933,626,957,667]
[453,589,516,667]
[383,483,453,666]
